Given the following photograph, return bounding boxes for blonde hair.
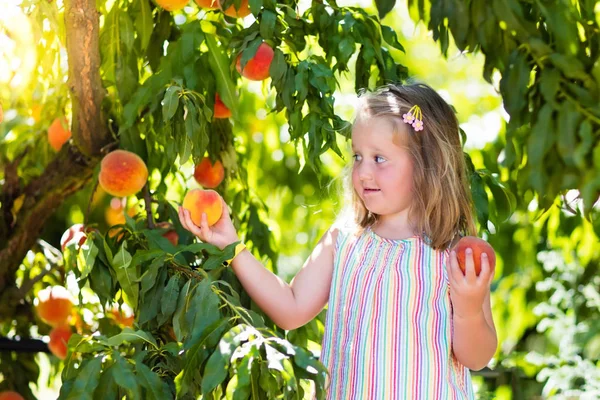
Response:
[342,83,476,250]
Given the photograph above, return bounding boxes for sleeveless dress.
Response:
[319,226,475,399]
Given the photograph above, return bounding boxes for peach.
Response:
[455,236,496,276]
[48,117,71,151]
[0,391,25,400]
[214,93,232,119]
[236,43,274,81]
[109,307,134,328]
[105,198,138,227]
[157,221,179,246]
[195,0,217,8]
[155,0,189,11]
[48,325,72,360]
[182,189,223,226]
[99,150,148,197]
[193,157,225,188]
[220,0,251,18]
[36,286,73,327]
[60,223,88,252]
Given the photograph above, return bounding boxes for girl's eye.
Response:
[375,155,386,163]
[352,154,362,162]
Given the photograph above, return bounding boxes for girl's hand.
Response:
[447,248,494,319]
[178,197,240,250]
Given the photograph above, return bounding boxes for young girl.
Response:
[178,83,497,399]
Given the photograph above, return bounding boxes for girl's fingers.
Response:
[464,248,477,283]
[477,253,490,284]
[448,251,462,285]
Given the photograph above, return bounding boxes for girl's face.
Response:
[351,116,414,219]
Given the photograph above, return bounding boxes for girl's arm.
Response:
[229,228,337,330]
[447,249,498,371]
[178,202,337,330]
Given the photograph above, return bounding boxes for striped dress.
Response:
[319,225,475,399]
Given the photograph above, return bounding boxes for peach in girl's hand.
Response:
[455,236,496,276]
[182,189,223,227]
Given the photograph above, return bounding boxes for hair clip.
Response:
[402,105,424,132]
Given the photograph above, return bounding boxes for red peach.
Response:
[236,43,274,81]
[60,224,88,252]
[48,325,72,360]
[99,150,148,197]
[157,221,179,246]
[182,189,223,226]
[48,117,71,151]
[455,236,496,276]
[0,391,25,400]
[36,286,73,327]
[214,94,232,119]
[193,157,225,188]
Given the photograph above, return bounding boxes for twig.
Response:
[143,184,155,230]
[85,178,100,225]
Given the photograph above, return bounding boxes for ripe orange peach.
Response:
[0,391,25,400]
[195,0,217,8]
[236,43,274,81]
[157,221,179,246]
[214,94,232,119]
[99,150,148,197]
[182,189,223,226]
[109,307,134,328]
[48,325,72,360]
[455,236,496,276]
[36,286,73,327]
[60,224,88,252]
[155,0,189,11]
[220,0,251,18]
[193,157,225,188]
[48,117,71,151]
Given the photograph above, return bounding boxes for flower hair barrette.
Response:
[402,105,424,132]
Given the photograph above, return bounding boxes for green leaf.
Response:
[528,104,555,167]
[374,0,396,19]
[102,328,158,349]
[205,34,238,119]
[270,49,287,87]
[470,172,489,227]
[159,274,182,326]
[186,279,222,343]
[381,25,404,52]
[66,357,103,400]
[557,101,580,167]
[162,85,181,123]
[76,240,98,281]
[93,365,119,400]
[112,353,141,399]
[260,10,277,40]
[140,255,165,298]
[175,317,231,397]
[134,0,153,51]
[173,279,193,341]
[136,363,172,400]
[89,262,113,305]
[201,324,251,395]
[111,242,139,308]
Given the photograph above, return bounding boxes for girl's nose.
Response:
[357,162,373,181]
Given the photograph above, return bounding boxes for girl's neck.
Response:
[372,219,417,241]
